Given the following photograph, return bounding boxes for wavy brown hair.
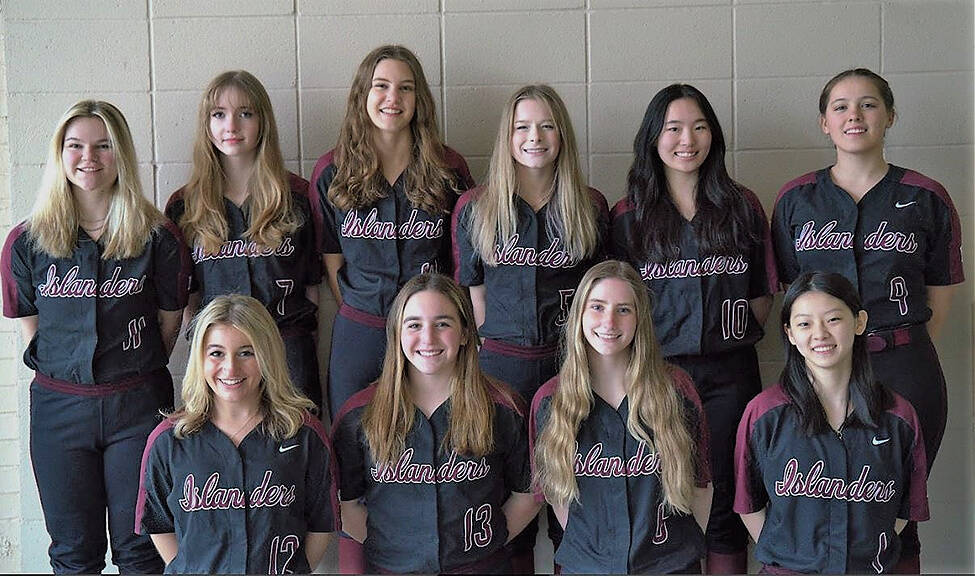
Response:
[363,274,518,464]
[535,260,697,512]
[28,100,163,259]
[327,45,457,215]
[469,85,600,265]
[177,70,299,255]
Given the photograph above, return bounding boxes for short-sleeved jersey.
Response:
[733,384,929,574]
[529,367,711,574]
[772,166,964,331]
[135,412,337,574]
[331,385,531,573]
[166,173,323,333]
[312,148,474,318]
[1,221,190,385]
[611,186,777,357]
[452,187,610,347]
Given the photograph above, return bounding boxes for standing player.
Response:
[451,84,608,570]
[532,260,713,574]
[1,100,190,573]
[313,44,474,419]
[771,68,963,572]
[167,70,324,410]
[611,83,777,574]
[331,274,540,574]
[734,271,929,574]
[136,294,336,573]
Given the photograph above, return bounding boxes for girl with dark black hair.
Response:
[734,271,929,574]
[611,83,777,573]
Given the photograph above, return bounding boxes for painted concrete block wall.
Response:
[1,0,972,572]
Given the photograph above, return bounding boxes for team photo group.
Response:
[0,42,963,575]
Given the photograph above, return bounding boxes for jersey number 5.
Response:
[721,299,748,340]
[268,534,299,574]
[463,503,493,552]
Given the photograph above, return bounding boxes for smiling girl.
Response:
[330,274,538,574]
[2,100,189,573]
[312,45,473,422]
[167,70,324,410]
[137,294,336,574]
[771,69,963,571]
[734,271,929,574]
[611,83,777,573]
[532,260,713,574]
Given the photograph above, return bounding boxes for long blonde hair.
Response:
[327,45,457,214]
[469,85,600,265]
[535,260,697,512]
[173,294,314,440]
[363,274,518,464]
[178,70,300,255]
[28,100,163,259]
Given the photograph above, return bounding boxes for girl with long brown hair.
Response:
[331,274,538,573]
[532,260,712,574]
[167,70,324,409]
[312,45,474,420]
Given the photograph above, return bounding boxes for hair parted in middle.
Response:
[28,99,164,259]
[469,84,600,265]
[178,70,300,255]
[534,260,697,513]
[780,271,891,435]
[626,83,759,263]
[174,293,315,440]
[327,44,457,215]
[362,273,519,464]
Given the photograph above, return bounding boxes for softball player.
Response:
[734,271,929,574]
[771,68,963,571]
[313,45,474,424]
[611,83,776,574]
[136,294,336,573]
[451,84,608,570]
[166,70,324,410]
[1,100,190,573]
[330,274,539,573]
[531,260,713,574]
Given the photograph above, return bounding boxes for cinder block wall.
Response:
[1,1,972,572]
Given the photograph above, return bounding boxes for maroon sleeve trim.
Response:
[328,384,379,439]
[899,169,965,285]
[886,392,931,521]
[528,376,559,503]
[1,223,30,318]
[669,366,711,486]
[161,219,193,310]
[134,418,177,534]
[774,170,818,205]
[740,185,779,295]
[443,146,475,190]
[610,197,634,219]
[304,411,342,532]
[309,149,337,197]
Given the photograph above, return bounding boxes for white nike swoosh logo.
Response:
[279,444,300,453]
[872,436,890,445]
[895,201,917,208]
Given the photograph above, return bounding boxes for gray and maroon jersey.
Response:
[734,384,929,574]
[2,221,190,385]
[452,186,610,347]
[136,412,337,574]
[313,147,474,318]
[611,185,777,358]
[331,385,530,573]
[529,367,711,574]
[166,173,322,333]
[772,165,964,331]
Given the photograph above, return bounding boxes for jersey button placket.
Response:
[83,241,99,383]
[825,432,849,573]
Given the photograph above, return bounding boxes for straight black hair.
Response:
[626,83,759,263]
[780,271,891,435]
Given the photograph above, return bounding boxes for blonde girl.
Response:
[167,70,324,410]
[532,260,712,574]
[1,100,189,573]
[331,274,539,574]
[137,294,336,573]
